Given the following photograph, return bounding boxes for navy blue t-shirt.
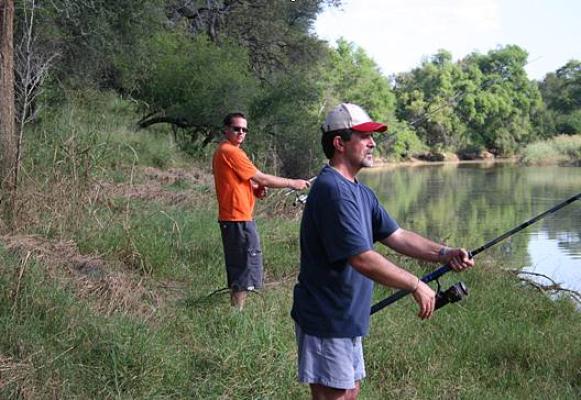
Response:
[291,165,399,338]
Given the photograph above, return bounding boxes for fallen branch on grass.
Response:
[505,269,581,305]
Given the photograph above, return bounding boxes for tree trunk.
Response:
[0,0,17,227]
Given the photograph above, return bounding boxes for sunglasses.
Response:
[229,126,248,134]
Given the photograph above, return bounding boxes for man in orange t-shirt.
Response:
[213,112,310,310]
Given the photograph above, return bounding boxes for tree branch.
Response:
[506,269,581,305]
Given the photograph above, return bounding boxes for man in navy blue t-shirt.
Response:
[291,103,475,399]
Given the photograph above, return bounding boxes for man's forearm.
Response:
[349,250,419,292]
[251,171,294,189]
[382,229,446,262]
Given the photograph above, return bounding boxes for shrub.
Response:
[381,122,426,161]
[520,134,581,165]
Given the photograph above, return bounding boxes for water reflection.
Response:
[526,231,581,292]
[360,163,581,293]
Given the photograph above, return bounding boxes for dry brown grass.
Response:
[93,166,215,207]
[11,165,215,235]
[0,354,36,399]
[2,234,168,320]
[1,165,217,322]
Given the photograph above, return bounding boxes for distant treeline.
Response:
[12,0,581,175]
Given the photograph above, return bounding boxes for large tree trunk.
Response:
[0,0,17,226]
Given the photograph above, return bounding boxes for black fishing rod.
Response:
[370,192,581,315]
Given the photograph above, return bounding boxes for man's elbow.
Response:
[251,171,268,186]
[381,228,404,247]
[349,250,375,272]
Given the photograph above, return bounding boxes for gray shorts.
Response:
[295,323,366,390]
[219,221,263,291]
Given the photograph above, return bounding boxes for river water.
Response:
[360,162,581,295]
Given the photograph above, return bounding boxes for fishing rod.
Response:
[370,191,581,315]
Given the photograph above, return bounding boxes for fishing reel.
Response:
[434,280,469,310]
[292,193,308,207]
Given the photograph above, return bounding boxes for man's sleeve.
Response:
[372,196,399,242]
[225,148,258,181]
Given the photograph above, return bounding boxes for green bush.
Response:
[128,31,257,135]
[556,109,581,135]
[520,134,581,165]
[520,142,564,165]
[382,122,427,161]
[24,90,190,180]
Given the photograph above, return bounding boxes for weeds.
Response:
[521,134,581,165]
[0,93,579,399]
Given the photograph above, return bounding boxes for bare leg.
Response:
[310,382,360,400]
[230,290,247,310]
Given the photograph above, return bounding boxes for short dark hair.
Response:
[321,129,354,159]
[223,112,246,127]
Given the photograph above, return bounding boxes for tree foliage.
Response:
[9,0,579,172]
[132,32,256,147]
[395,45,544,155]
[248,66,325,177]
[395,49,468,149]
[167,0,341,78]
[15,0,166,89]
[324,39,395,118]
[539,60,581,135]
[462,45,543,154]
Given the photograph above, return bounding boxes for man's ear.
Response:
[332,135,344,153]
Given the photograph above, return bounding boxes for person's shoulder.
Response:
[357,182,382,208]
[213,141,226,153]
[216,142,246,157]
[312,167,350,200]
[313,166,335,188]
[359,181,376,195]
[216,141,233,152]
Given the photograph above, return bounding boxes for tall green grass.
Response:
[0,92,579,399]
[521,134,581,165]
[2,238,580,399]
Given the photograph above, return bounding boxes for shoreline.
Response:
[372,156,519,169]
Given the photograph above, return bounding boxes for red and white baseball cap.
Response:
[321,103,387,133]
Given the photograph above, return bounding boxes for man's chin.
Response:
[362,158,374,168]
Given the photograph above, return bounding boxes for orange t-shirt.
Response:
[212,141,258,221]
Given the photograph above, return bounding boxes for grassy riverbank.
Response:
[0,95,579,399]
[521,135,581,166]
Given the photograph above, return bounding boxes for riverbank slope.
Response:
[0,98,579,399]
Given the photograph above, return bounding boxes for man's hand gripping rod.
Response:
[370,192,581,315]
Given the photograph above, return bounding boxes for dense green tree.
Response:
[16,0,166,89]
[538,60,581,135]
[248,65,325,177]
[394,49,469,150]
[460,45,543,154]
[168,0,342,79]
[394,45,544,156]
[133,32,257,147]
[540,60,580,113]
[324,39,395,117]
